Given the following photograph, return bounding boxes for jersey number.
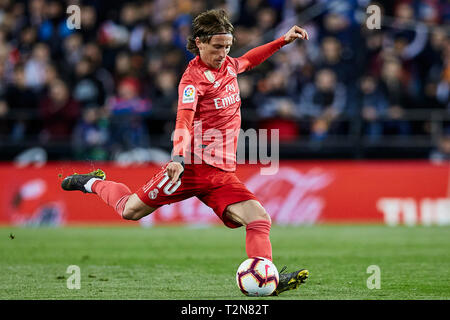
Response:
[156,173,181,195]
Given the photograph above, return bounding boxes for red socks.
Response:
[92,180,132,217]
[245,219,272,261]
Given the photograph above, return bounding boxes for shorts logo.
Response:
[149,188,159,200]
[182,85,195,103]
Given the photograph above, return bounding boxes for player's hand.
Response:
[284,25,309,43]
[166,161,184,184]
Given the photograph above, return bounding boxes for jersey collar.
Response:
[196,55,225,72]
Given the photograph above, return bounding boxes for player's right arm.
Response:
[166,74,199,183]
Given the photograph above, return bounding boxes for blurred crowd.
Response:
[0,0,449,161]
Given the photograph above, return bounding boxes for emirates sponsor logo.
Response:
[213,93,240,109]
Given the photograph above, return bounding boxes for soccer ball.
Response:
[236,257,279,296]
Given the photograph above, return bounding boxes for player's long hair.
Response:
[186,9,235,56]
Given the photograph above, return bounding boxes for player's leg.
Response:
[61,169,157,219]
[92,180,156,220]
[224,199,270,226]
[225,199,309,296]
[197,167,309,296]
[91,180,156,220]
[197,178,274,261]
[224,199,273,261]
[121,193,156,220]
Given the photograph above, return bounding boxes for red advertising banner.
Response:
[0,161,449,226]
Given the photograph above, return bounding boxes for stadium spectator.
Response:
[319,10,355,50]
[355,75,389,142]
[0,52,7,96]
[151,69,178,113]
[297,68,347,141]
[79,5,99,43]
[4,63,39,141]
[24,42,50,90]
[39,79,80,142]
[237,0,271,28]
[72,106,110,160]
[113,51,134,80]
[379,58,412,136]
[107,77,152,154]
[388,2,429,64]
[72,57,106,108]
[237,75,257,111]
[418,27,448,109]
[429,128,450,163]
[255,69,300,142]
[356,28,384,78]
[0,99,8,136]
[315,36,353,84]
[62,33,84,69]
[27,0,46,28]
[149,22,187,74]
[97,18,130,71]
[40,62,59,96]
[82,42,115,97]
[17,25,38,60]
[437,37,450,111]
[38,0,74,57]
[256,6,279,42]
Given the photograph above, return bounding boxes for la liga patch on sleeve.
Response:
[182,85,196,103]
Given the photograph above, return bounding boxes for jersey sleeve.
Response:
[235,36,287,74]
[177,73,200,112]
[172,109,195,158]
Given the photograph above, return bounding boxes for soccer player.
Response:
[62,9,309,296]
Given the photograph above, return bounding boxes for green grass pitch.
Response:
[0,225,449,300]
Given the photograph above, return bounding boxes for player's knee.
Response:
[249,207,272,224]
[121,194,156,221]
[122,207,144,221]
[225,200,271,226]
[260,210,272,224]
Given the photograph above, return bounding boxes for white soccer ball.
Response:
[236,257,279,296]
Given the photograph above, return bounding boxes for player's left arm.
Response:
[167,75,198,183]
[168,108,195,183]
[235,25,309,74]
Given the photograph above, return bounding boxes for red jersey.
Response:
[175,36,287,172]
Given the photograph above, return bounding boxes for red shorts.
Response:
[136,162,258,228]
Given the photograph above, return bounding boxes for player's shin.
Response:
[91,180,132,218]
[245,219,272,261]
